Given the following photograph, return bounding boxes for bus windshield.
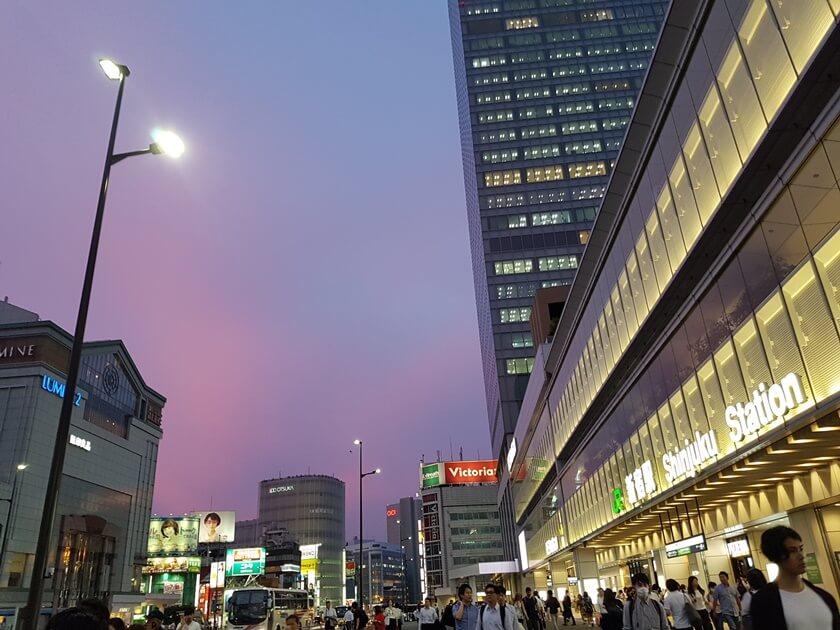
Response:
[228,590,269,625]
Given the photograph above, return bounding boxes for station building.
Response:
[504,0,840,599]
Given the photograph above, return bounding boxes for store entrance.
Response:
[626,557,657,585]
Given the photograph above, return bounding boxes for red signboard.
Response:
[443,460,497,485]
[386,508,398,517]
[346,561,356,571]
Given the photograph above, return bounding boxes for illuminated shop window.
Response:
[494,259,534,275]
[526,164,564,183]
[506,16,540,30]
[484,169,521,187]
[568,161,607,179]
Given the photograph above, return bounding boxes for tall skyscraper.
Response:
[449,0,668,459]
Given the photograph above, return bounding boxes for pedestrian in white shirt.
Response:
[324,601,338,630]
[475,584,515,630]
[419,598,439,630]
[344,608,356,627]
[663,579,694,630]
[175,613,201,630]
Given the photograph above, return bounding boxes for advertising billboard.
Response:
[210,561,226,588]
[225,547,266,577]
[443,460,497,484]
[191,511,236,543]
[147,517,200,556]
[143,557,201,574]
[420,463,442,488]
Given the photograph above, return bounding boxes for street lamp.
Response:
[400,536,412,607]
[354,439,380,609]
[0,464,28,567]
[21,59,184,630]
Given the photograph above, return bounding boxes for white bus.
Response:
[226,587,313,630]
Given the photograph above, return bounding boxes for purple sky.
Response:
[1,2,491,541]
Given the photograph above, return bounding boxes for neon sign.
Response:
[386,508,398,517]
[725,373,806,442]
[41,375,82,406]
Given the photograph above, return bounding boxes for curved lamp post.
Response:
[21,59,184,630]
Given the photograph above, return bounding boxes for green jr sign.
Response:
[421,463,442,488]
[612,488,625,514]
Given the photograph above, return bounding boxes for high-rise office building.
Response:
[386,497,422,604]
[448,0,668,462]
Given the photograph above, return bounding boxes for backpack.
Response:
[479,604,506,630]
[442,605,455,627]
[628,598,663,629]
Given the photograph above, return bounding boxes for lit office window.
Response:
[510,51,545,64]
[521,124,557,138]
[568,161,607,179]
[602,117,629,130]
[526,164,565,183]
[506,16,540,30]
[580,9,615,21]
[499,307,532,323]
[484,169,522,187]
[515,87,552,100]
[532,210,573,226]
[555,82,590,96]
[471,55,506,68]
[523,144,561,160]
[506,358,535,375]
[477,129,517,144]
[548,47,584,60]
[494,259,534,275]
[476,91,512,104]
[482,149,520,164]
[552,64,588,78]
[528,190,567,204]
[472,72,510,87]
[565,140,603,155]
[519,105,555,119]
[538,256,578,271]
[562,120,598,134]
[514,68,549,82]
[478,110,514,124]
[561,101,595,114]
[484,193,526,209]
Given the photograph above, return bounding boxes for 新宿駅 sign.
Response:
[725,372,807,442]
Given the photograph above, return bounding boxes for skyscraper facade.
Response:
[449,0,668,461]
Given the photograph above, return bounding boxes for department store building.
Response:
[504,0,840,600]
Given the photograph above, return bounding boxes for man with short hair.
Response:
[286,615,301,630]
[475,584,515,630]
[712,572,741,630]
[145,610,163,630]
[344,605,356,628]
[523,588,540,630]
[454,584,479,630]
[419,598,439,630]
[385,601,401,630]
[324,601,338,630]
[751,525,840,629]
[622,573,668,630]
[176,612,201,630]
[544,590,561,630]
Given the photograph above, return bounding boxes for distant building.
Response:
[256,475,345,606]
[0,300,165,624]
[385,497,423,604]
[345,540,405,607]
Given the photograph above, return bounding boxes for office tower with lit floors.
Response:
[449,0,667,557]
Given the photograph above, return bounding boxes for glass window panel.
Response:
[599,311,618,370]
[761,188,810,283]
[738,227,779,311]
[769,0,834,74]
[813,228,840,332]
[716,40,767,160]
[700,284,731,352]
[626,252,649,327]
[656,183,687,272]
[697,359,728,442]
[683,374,713,437]
[611,286,629,351]
[789,144,840,251]
[736,0,797,121]
[683,121,721,224]
[646,209,673,293]
[647,414,667,480]
[669,154,703,250]
[638,423,656,475]
[781,261,840,401]
[714,339,750,407]
[717,258,754,330]
[619,269,639,338]
[635,231,661,307]
[671,325,698,382]
[697,83,743,194]
[733,317,774,390]
[658,401,680,454]
[754,292,810,387]
[592,325,609,383]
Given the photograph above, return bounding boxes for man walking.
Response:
[524,588,541,630]
[711,572,741,630]
[622,573,668,630]
[454,584,479,630]
[476,584,515,630]
[384,601,400,630]
[751,525,840,629]
[324,601,338,630]
[544,591,560,630]
[419,598,439,630]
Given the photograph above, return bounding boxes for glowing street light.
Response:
[22,59,184,630]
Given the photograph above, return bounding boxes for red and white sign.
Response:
[386,508,398,517]
[443,460,497,485]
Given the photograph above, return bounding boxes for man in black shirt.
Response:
[523,588,542,630]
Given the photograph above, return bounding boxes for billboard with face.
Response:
[191,511,236,543]
[147,517,200,556]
